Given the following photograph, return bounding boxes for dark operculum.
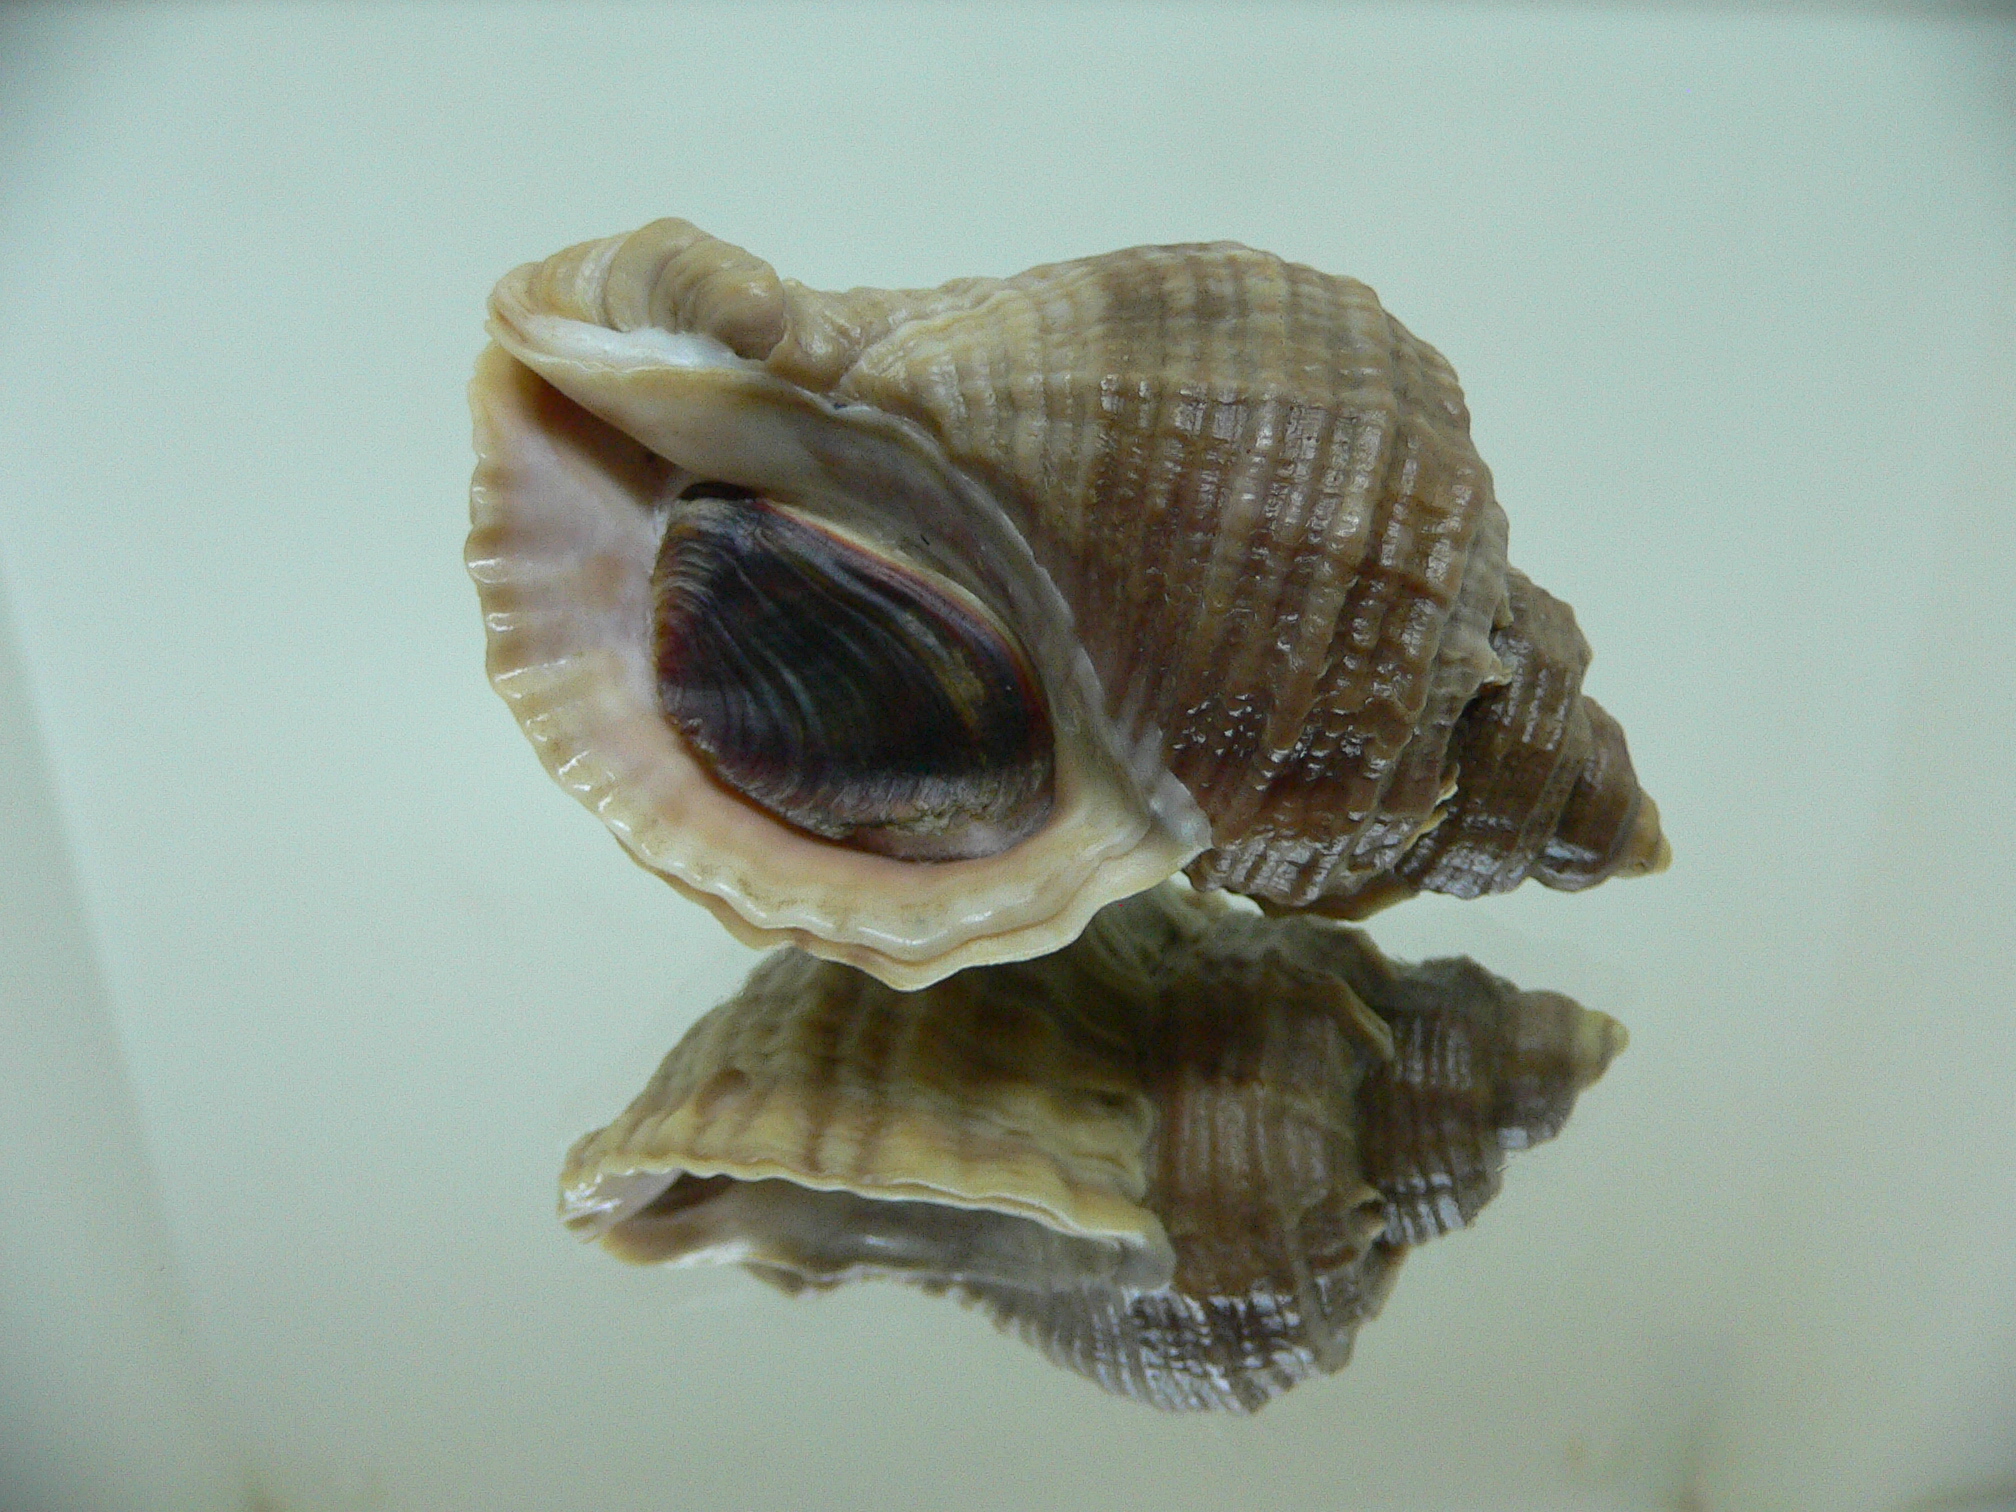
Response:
[651,487,1056,861]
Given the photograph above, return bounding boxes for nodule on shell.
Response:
[469,221,1668,986]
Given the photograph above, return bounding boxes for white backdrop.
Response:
[2,6,2011,1511]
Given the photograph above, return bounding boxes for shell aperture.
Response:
[470,220,1668,985]
[467,341,1203,988]
[652,488,1055,860]
[561,884,1627,1413]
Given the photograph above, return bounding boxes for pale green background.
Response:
[2,5,2011,1511]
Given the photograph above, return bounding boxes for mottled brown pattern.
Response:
[816,244,1509,908]
[723,226,1657,910]
[477,222,1669,984]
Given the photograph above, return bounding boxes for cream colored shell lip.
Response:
[468,285,1208,988]
[471,219,1670,981]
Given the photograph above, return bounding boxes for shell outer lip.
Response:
[468,308,1208,987]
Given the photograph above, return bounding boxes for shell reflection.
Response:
[562,885,1625,1412]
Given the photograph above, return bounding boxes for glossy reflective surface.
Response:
[564,883,1626,1412]
[1,6,2011,1512]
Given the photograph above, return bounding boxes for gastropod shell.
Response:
[469,223,1668,985]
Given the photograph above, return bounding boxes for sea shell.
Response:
[561,884,1627,1412]
[468,221,1668,986]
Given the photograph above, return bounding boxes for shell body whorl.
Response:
[470,222,1667,984]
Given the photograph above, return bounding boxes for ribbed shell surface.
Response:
[477,222,1670,960]
[785,244,1513,908]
